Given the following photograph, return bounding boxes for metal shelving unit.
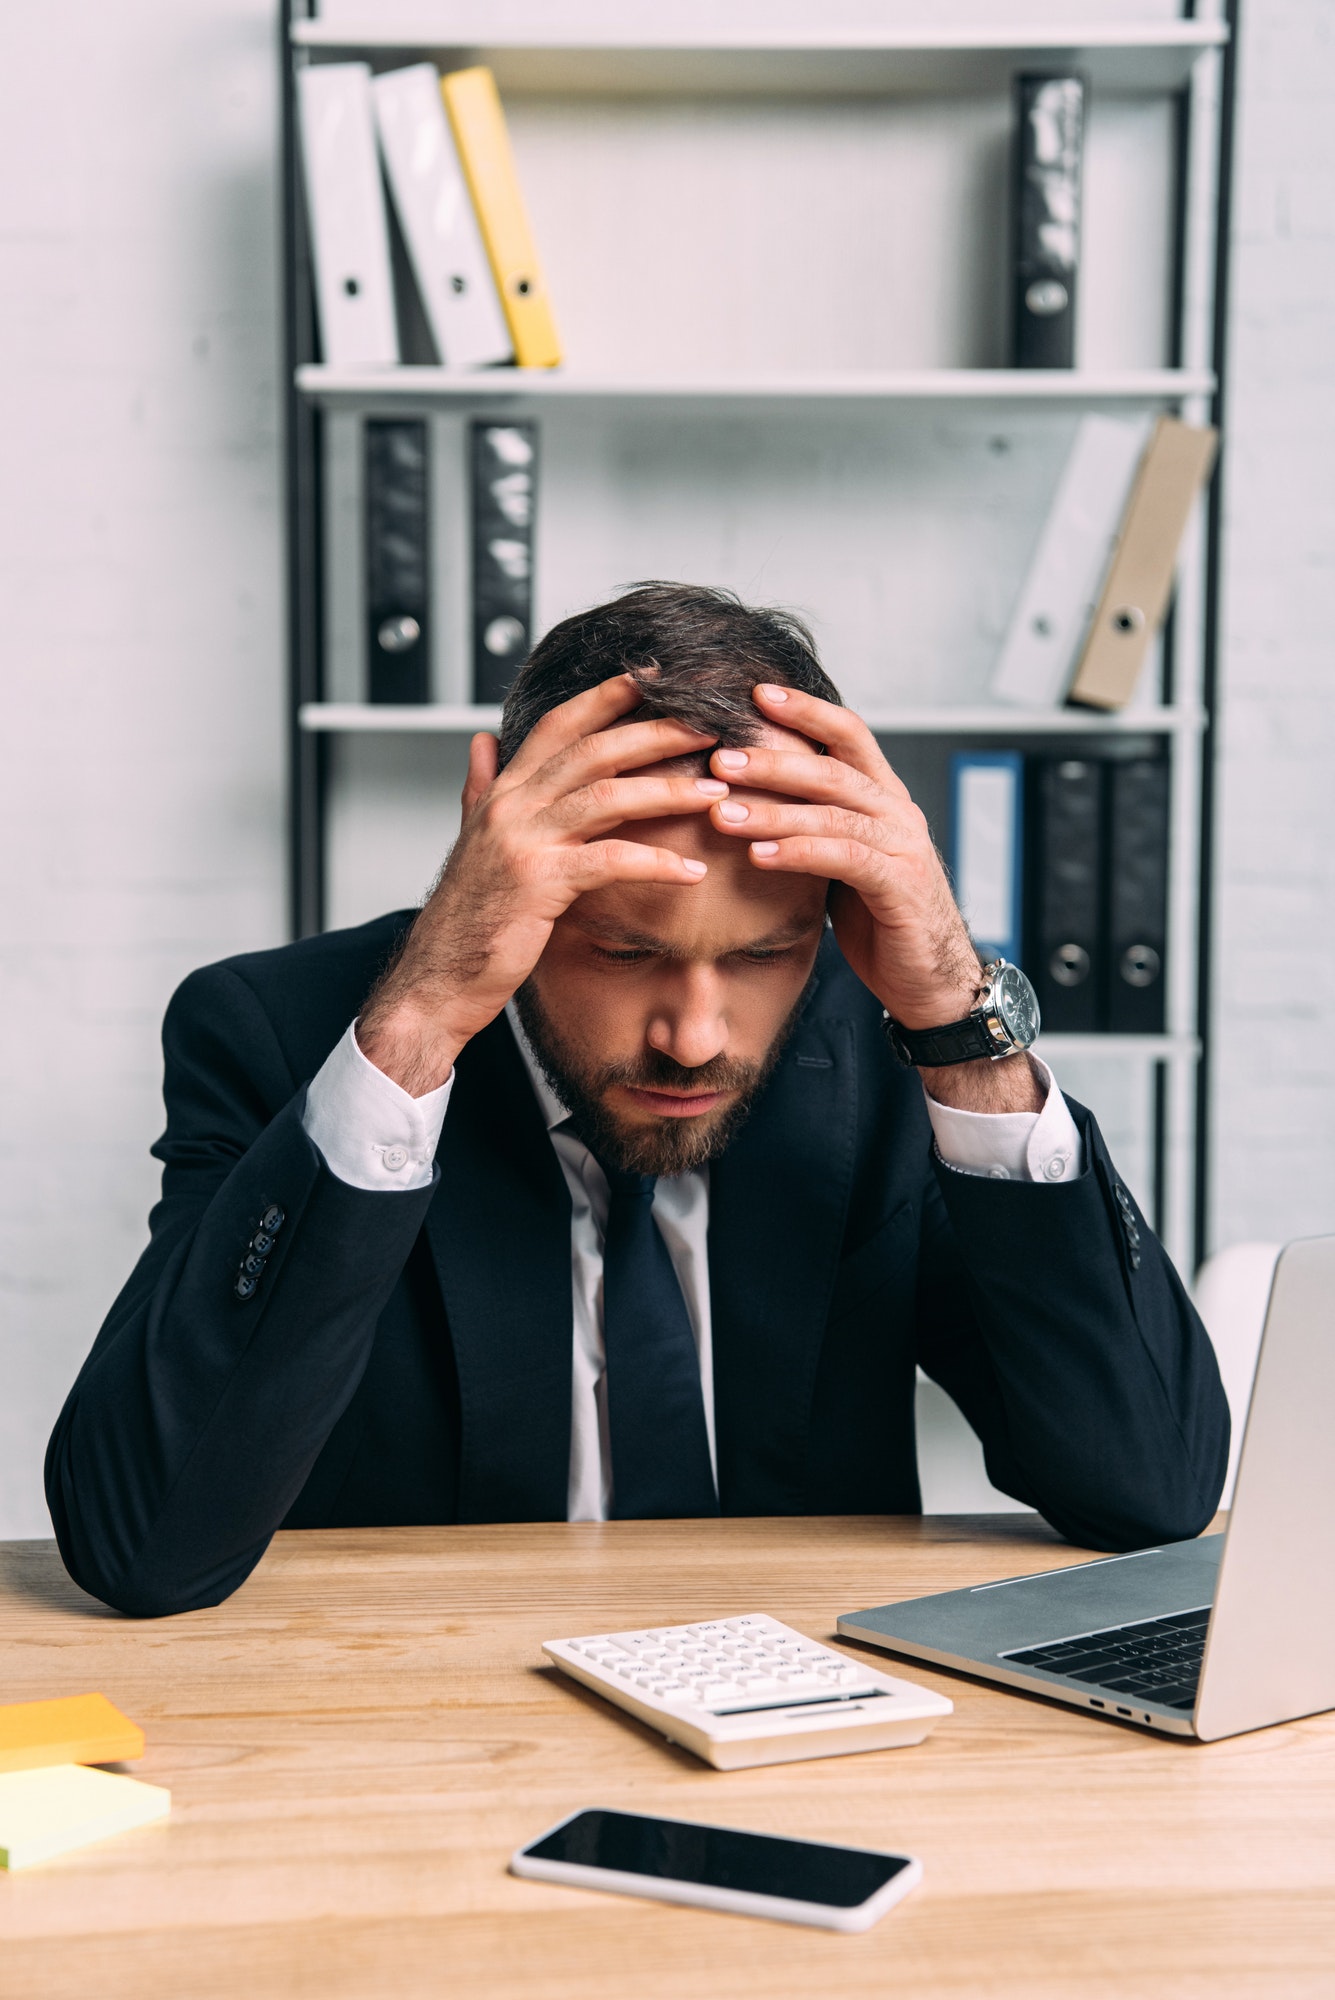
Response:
[280,4,1236,1269]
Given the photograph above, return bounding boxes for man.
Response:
[47,583,1228,1616]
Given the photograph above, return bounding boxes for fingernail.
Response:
[694,778,728,796]
[757,684,789,703]
[717,801,749,822]
[715,748,749,770]
[682,857,708,877]
[751,841,780,857]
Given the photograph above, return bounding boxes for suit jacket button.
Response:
[1129,1249,1142,1270]
[243,1252,266,1278]
[251,1230,274,1256]
[261,1205,285,1234]
[234,1274,258,1301]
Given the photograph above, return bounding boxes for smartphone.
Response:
[510,1806,921,1933]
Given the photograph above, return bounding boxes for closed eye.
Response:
[734,945,800,965]
[592,945,656,963]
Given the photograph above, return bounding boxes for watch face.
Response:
[993,963,1041,1047]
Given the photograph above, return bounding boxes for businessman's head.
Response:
[503,585,839,1175]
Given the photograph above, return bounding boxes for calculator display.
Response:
[521,1809,911,1909]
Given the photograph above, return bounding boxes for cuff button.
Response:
[383,1145,409,1172]
[234,1274,258,1301]
[251,1231,274,1256]
[1043,1155,1069,1181]
[261,1205,285,1234]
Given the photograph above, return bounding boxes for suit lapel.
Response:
[708,1011,858,1514]
[424,1014,573,1522]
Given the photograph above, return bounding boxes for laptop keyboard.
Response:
[1002,1606,1210,1709]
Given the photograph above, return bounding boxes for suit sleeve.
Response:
[914,1099,1229,1550]
[45,964,437,1617]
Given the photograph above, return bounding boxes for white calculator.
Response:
[543,1613,952,1770]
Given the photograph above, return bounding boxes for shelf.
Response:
[297,367,1217,412]
[1034,1034,1200,1064]
[306,703,506,733]
[300,703,1204,737]
[290,21,1228,97]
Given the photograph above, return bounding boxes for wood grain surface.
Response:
[1,1516,1332,1999]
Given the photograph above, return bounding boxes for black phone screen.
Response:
[523,1810,910,1909]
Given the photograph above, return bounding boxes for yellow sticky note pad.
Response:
[0,1691,144,1773]
[0,1764,170,1870]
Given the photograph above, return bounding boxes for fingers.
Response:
[544,769,729,837]
[502,673,642,778]
[461,732,500,818]
[710,741,894,810]
[750,683,907,794]
[711,794,899,852]
[528,713,718,799]
[556,837,708,891]
[745,832,898,896]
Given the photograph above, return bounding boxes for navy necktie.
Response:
[596,1160,720,1520]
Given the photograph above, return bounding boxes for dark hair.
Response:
[497,581,842,766]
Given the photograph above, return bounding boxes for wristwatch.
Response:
[883,960,1041,1068]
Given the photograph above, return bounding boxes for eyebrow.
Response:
[575,914,823,954]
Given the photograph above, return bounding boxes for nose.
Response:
[646,967,728,1071]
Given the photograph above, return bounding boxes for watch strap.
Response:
[886,1012,1000,1068]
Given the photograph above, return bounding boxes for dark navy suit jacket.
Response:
[46,916,1229,1616]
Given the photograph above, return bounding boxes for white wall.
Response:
[0,3,285,1535]
[0,1,1332,1538]
[1209,0,1335,1250]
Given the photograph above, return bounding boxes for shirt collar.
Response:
[504,998,571,1134]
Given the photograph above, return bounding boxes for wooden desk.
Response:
[2,1517,1333,1998]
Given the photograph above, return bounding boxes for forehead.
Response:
[570,835,826,956]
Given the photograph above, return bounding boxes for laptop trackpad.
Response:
[842,1536,1224,1660]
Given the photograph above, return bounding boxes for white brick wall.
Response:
[0,1,1328,1538]
[1209,0,1335,1249]
[0,2,285,1535]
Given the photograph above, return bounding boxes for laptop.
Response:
[838,1234,1335,1741]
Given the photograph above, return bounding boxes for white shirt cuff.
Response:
[923,1055,1083,1185]
[301,1020,452,1192]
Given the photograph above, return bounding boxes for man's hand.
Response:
[707,684,1044,1113]
[357,676,723,1094]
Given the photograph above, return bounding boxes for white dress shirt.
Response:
[302,1008,1084,1521]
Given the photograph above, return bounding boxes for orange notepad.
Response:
[0,1693,144,1774]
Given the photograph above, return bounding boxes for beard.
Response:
[512,975,813,1178]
